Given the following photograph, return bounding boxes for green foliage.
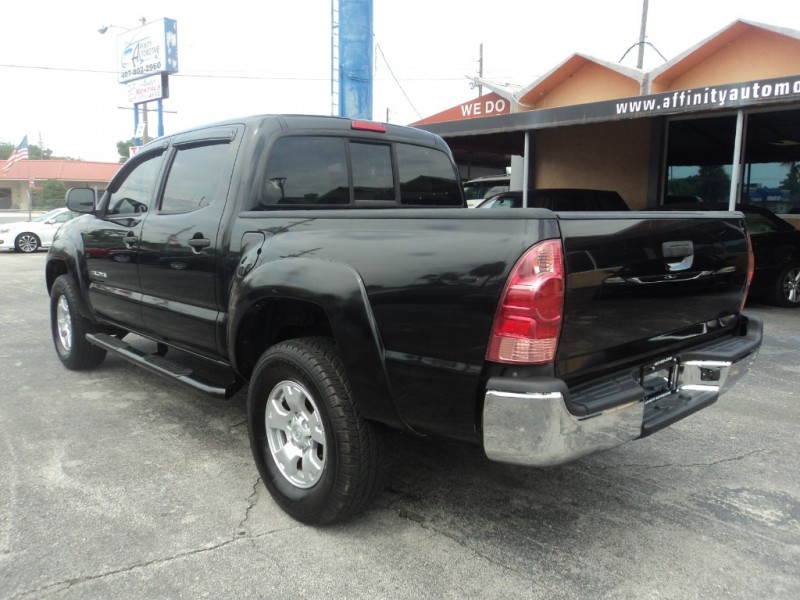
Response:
[0,142,13,159]
[34,179,68,210]
[117,139,135,163]
[780,162,800,195]
[28,144,53,160]
[668,165,731,203]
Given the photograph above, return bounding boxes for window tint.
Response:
[351,143,394,200]
[258,137,349,207]
[397,144,461,206]
[161,142,237,214]
[666,116,736,204]
[53,211,76,223]
[106,152,165,216]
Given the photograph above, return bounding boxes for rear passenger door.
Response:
[137,126,241,357]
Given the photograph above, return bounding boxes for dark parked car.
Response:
[476,188,630,211]
[659,202,800,308]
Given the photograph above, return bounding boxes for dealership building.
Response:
[416,19,800,226]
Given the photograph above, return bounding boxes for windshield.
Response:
[463,179,510,201]
[32,209,65,222]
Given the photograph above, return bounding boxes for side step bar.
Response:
[86,333,240,399]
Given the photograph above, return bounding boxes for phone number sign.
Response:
[127,73,170,104]
[116,18,178,84]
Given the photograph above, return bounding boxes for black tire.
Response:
[50,275,107,369]
[15,232,40,253]
[771,263,800,308]
[247,337,385,525]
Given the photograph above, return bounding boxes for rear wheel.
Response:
[15,232,40,253]
[50,275,107,369]
[771,263,800,308]
[247,337,385,525]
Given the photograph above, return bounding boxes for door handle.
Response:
[188,236,211,251]
[663,240,694,271]
[123,233,138,245]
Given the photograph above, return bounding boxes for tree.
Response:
[697,165,730,203]
[34,179,68,210]
[27,144,53,160]
[117,139,135,163]
[0,142,14,159]
[780,161,800,195]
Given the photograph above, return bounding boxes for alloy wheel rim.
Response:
[56,296,73,351]
[264,380,326,489]
[784,268,800,304]
[18,235,37,252]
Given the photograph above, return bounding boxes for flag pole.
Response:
[27,156,32,220]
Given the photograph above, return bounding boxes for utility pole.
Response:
[637,0,649,69]
[477,43,484,97]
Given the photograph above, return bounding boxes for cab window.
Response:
[160,142,237,214]
[106,152,165,216]
[397,144,461,206]
[258,137,349,207]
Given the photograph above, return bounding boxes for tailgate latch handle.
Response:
[663,240,694,271]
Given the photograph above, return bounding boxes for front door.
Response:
[137,128,241,357]
[84,150,166,331]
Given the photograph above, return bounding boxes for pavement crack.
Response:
[236,477,262,537]
[13,522,301,600]
[227,419,247,433]
[594,448,769,470]
[387,506,539,582]
[14,538,244,599]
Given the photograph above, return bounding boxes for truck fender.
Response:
[229,257,411,432]
[46,238,93,320]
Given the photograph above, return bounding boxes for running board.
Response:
[86,333,240,399]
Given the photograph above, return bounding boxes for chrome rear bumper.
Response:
[482,315,762,467]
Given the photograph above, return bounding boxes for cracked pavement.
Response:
[1,252,798,599]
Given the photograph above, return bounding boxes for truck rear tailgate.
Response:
[556,212,750,385]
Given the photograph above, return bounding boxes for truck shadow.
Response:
[370,430,672,559]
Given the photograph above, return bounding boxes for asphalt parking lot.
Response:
[1,251,799,599]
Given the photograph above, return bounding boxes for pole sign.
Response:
[116,18,178,83]
[127,73,170,104]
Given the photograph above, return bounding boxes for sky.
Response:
[1,0,797,163]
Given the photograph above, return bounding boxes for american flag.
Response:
[3,136,29,174]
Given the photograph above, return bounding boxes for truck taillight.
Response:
[487,239,565,364]
[741,233,755,312]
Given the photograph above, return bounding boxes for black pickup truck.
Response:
[47,115,762,524]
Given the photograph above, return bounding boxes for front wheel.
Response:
[771,263,800,308]
[247,337,385,525]
[50,275,107,369]
[15,232,40,253]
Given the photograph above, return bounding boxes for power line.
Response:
[375,43,422,119]
[0,62,465,83]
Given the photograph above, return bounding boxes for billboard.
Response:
[116,18,178,83]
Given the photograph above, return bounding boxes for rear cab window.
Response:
[252,135,462,210]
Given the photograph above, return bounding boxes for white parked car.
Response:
[0,208,78,253]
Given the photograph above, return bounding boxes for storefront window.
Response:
[665,111,800,214]
[665,115,736,204]
[742,110,800,214]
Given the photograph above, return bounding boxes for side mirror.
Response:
[66,188,96,213]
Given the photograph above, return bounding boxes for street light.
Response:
[97,18,145,34]
[97,24,128,34]
[97,17,153,148]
